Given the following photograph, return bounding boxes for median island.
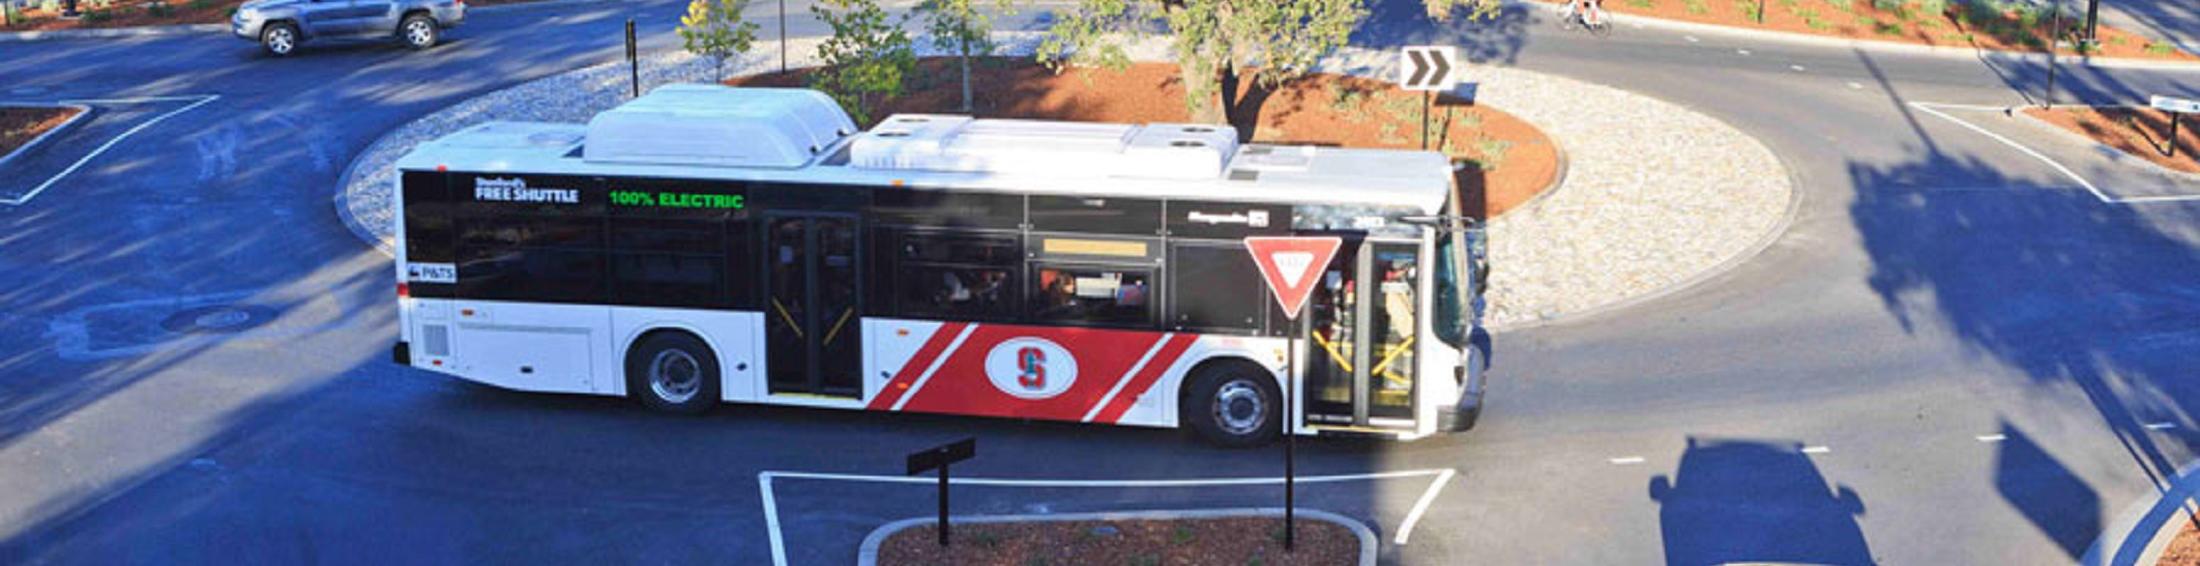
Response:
[877,517,1358,566]
[2022,106,2199,174]
[0,105,81,158]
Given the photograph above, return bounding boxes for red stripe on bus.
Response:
[896,325,1166,422]
[867,323,967,410]
[1091,334,1197,424]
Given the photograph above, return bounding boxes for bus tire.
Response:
[626,331,720,414]
[1182,362,1281,448]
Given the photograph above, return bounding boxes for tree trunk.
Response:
[959,34,974,112]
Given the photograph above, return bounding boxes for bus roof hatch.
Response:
[582,84,857,168]
[849,114,1239,180]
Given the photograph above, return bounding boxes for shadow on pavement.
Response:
[1648,437,1873,566]
[1354,0,1533,66]
[1995,420,2103,559]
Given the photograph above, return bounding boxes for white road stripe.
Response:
[1790,64,1807,72]
[1848,81,1865,89]
[757,468,1453,566]
[1977,434,2008,442]
[1801,445,1831,454]
[1394,468,1457,545]
[1737,49,1752,55]
[1608,456,1646,465]
[1910,102,2200,204]
[1684,35,1699,42]
[889,324,978,411]
[3,94,220,206]
[1082,333,1175,422]
[2147,422,2179,431]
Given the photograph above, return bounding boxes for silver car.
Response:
[231,0,465,56]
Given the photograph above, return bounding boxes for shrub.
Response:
[187,0,212,9]
[1735,0,1759,19]
[81,8,111,21]
[1683,0,1707,14]
[677,0,760,82]
[1874,19,1902,34]
[808,0,915,126]
[1912,0,1945,15]
[145,0,170,17]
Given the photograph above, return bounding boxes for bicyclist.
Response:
[1571,0,1603,26]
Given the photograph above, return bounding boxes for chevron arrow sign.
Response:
[1398,45,1457,91]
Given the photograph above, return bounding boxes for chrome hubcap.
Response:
[407,21,431,45]
[649,349,702,404]
[1212,380,1265,435]
[268,29,292,52]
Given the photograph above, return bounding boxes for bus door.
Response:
[764,213,863,397]
[1301,237,1419,429]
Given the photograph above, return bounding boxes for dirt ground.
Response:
[4,0,532,32]
[2022,105,2200,174]
[2160,518,2200,565]
[0,106,82,157]
[877,517,1359,566]
[729,57,1560,218]
[1552,0,2192,61]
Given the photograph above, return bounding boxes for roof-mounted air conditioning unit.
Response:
[582,84,857,168]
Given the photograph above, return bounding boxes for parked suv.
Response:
[231,0,465,56]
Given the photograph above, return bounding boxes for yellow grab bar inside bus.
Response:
[1310,331,1354,373]
[771,299,804,339]
[821,308,854,346]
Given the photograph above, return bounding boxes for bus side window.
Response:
[1167,243,1267,335]
[891,231,1020,321]
[1031,265,1155,328]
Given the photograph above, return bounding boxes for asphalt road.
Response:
[2,0,2198,564]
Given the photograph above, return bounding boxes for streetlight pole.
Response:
[2082,0,2100,48]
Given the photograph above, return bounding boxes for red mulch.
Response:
[2023,106,2200,174]
[1564,0,2192,61]
[729,57,1560,218]
[0,106,82,157]
[877,517,1359,566]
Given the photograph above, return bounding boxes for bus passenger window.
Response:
[1033,267,1153,326]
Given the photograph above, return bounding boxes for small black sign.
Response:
[907,437,976,476]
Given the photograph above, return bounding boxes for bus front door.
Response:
[1301,238,1418,430]
[764,214,863,397]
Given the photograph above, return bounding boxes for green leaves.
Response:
[811,0,917,126]
[1041,0,1368,123]
[678,0,761,81]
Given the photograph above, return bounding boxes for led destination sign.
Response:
[610,190,746,210]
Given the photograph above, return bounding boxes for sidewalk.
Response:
[337,33,1796,330]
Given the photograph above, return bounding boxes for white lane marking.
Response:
[1737,49,1752,55]
[2147,422,2180,431]
[1848,81,1865,89]
[1801,445,1831,454]
[760,474,788,566]
[757,468,1454,566]
[49,94,216,104]
[1977,434,2008,442]
[1909,102,2200,204]
[3,94,220,206]
[1790,64,1808,72]
[1684,35,1700,43]
[1608,456,1646,465]
[1394,468,1457,545]
[889,324,979,411]
[1082,333,1175,422]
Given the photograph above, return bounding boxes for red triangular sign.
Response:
[1245,236,1343,320]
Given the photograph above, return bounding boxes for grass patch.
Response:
[1873,19,1901,35]
[1684,0,1708,15]
[1735,0,1761,20]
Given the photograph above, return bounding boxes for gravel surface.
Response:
[339,32,1793,329]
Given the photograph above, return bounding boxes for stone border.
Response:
[2012,104,2200,183]
[855,507,1377,566]
[1507,0,2200,71]
[0,103,91,171]
[337,32,1795,329]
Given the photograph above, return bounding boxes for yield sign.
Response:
[1244,236,1343,320]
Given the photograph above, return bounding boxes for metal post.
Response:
[2172,114,2182,158]
[1420,91,1432,151]
[1284,326,1297,553]
[2081,0,2099,46]
[626,19,639,99]
[1755,0,1765,24]
[778,0,788,73]
[2043,3,2060,108]
[937,463,951,546]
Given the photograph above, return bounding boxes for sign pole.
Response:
[937,461,951,546]
[2172,114,2181,158]
[906,438,976,548]
[1285,312,1297,553]
[1421,91,1432,151]
[1242,236,1342,557]
[626,19,639,99]
[2043,2,2060,109]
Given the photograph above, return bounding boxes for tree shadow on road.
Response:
[1353,0,1535,66]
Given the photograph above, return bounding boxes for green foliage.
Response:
[145,0,169,17]
[1170,524,1195,544]
[81,8,112,21]
[1683,0,1707,15]
[2144,42,2174,55]
[1472,138,1511,171]
[915,0,1013,110]
[2,2,19,26]
[1325,81,1371,117]
[679,0,761,82]
[188,0,213,9]
[1129,554,1161,566]
[1040,0,1368,123]
[809,0,916,126]
[1420,0,1505,21]
[1870,0,1899,11]
[1873,19,1902,34]
[1625,0,1652,8]
[1734,0,1758,20]
[1911,0,1944,14]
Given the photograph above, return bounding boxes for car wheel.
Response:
[261,23,299,57]
[400,14,438,50]
[1182,362,1281,448]
[626,331,720,414]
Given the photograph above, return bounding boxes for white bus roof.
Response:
[397,85,1453,212]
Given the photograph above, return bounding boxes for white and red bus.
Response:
[390,84,1484,445]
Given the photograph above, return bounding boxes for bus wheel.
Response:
[626,332,720,414]
[1183,363,1281,448]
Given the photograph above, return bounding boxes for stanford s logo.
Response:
[985,338,1077,399]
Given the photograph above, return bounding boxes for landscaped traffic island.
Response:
[1556,0,2192,60]
[2022,106,2199,174]
[0,105,82,157]
[875,516,1360,566]
[727,57,1561,219]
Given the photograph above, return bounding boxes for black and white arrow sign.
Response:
[1399,46,1458,91]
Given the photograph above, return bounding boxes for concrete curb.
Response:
[0,0,607,43]
[855,507,1377,566]
[1509,0,2200,72]
[2009,104,2200,183]
[0,22,225,43]
[333,116,401,257]
[2086,459,2200,566]
[0,103,91,172]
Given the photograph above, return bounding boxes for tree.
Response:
[1039,0,1499,133]
[915,0,1015,112]
[810,0,917,126]
[679,0,762,82]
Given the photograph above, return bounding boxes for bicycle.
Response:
[1555,0,1614,37]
